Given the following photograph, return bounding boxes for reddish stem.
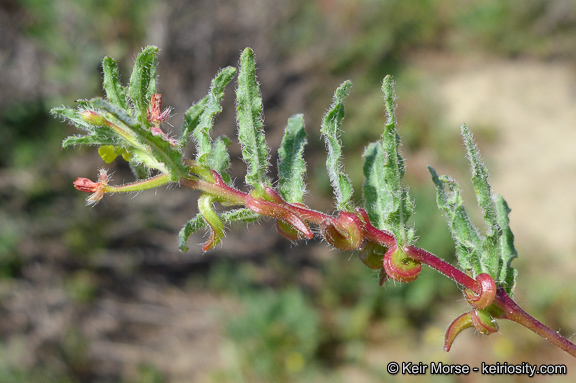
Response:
[179,171,576,357]
[404,245,481,295]
[493,287,576,357]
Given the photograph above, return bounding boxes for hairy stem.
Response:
[493,287,576,357]
[178,171,576,357]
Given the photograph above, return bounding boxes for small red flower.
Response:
[147,93,176,146]
[73,169,110,205]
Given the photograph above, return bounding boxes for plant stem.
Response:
[493,286,576,357]
[405,245,481,295]
[179,171,576,357]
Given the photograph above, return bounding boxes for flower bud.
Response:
[470,309,499,335]
[359,241,387,270]
[319,211,363,251]
[81,110,109,126]
[277,220,306,241]
[246,189,313,240]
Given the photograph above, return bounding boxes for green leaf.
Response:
[87,98,186,178]
[146,55,158,100]
[193,66,237,164]
[220,208,261,223]
[428,166,483,275]
[362,141,393,231]
[462,124,496,225]
[128,46,159,125]
[462,124,502,276]
[87,98,145,147]
[135,127,186,179]
[102,56,128,110]
[181,97,208,148]
[366,75,415,244]
[278,114,307,203]
[178,207,260,252]
[320,80,353,211]
[494,194,518,294]
[429,126,519,287]
[61,134,117,148]
[178,214,206,253]
[98,145,131,164]
[236,47,269,190]
[53,106,121,149]
[51,107,94,132]
[98,145,120,163]
[207,136,232,185]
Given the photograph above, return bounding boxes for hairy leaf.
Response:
[376,75,415,244]
[208,136,232,185]
[428,166,483,275]
[193,67,237,164]
[89,98,186,178]
[178,207,260,252]
[51,107,94,132]
[53,106,120,148]
[362,141,393,230]
[178,214,206,253]
[181,97,208,148]
[220,208,261,223]
[462,124,502,276]
[128,46,159,125]
[102,56,128,110]
[278,114,307,203]
[236,47,269,190]
[494,194,518,294]
[320,81,353,211]
[61,133,117,148]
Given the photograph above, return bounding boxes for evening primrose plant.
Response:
[52,46,576,357]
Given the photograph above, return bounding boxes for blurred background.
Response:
[2,0,576,382]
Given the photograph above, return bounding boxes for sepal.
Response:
[319,211,363,251]
[382,245,421,283]
[245,188,313,240]
[464,273,497,310]
[198,193,225,251]
[359,242,387,270]
[444,308,498,352]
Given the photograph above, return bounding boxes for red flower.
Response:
[73,169,110,205]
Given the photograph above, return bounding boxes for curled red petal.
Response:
[74,177,99,193]
[73,169,110,205]
[464,273,497,309]
[444,312,473,352]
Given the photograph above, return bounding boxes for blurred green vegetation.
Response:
[2,0,576,381]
